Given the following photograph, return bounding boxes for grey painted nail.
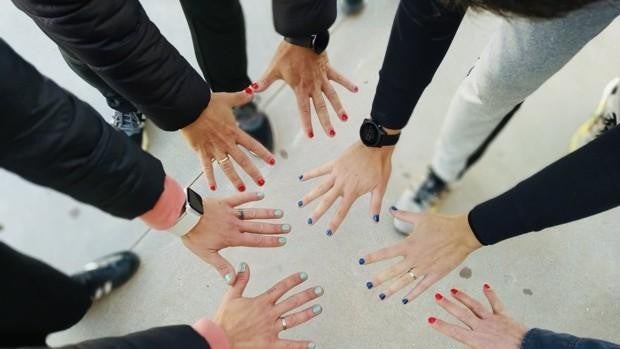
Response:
[299,272,308,281]
[223,273,233,284]
[238,262,248,273]
[256,192,265,199]
[314,286,324,296]
[278,237,287,245]
[281,224,291,232]
[274,209,284,218]
[307,343,317,349]
[312,304,323,314]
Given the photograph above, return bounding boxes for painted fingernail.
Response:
[274,209,284,218]
[281,224,291,232]
[314,286,324,296]
[278,237,287,246]
[257,178,265,186]
[223,273,233,284]
[358,258,366,265]
[256,191,265,199]
[244,87,253,94]
[366,281,373,289]
[428,317,437,325]
[238,262,248,273]
[325,229,333,236]
[308,343,317,349]
[308,130,314,138]
[251,82,259,89]
[238,184,246,192]
[297,200,304,207]
[340,113,349,121]
[451,288,458,295]
[402,298,409,305]
[268,158,276,165]
[372,214,380,223]
[328,129,336,137]
[379,293,386,300]
[307,217,313,225]
[298,174,304,181]
[300,272,308,281]
[390,206,398,211]
[312,304,323,315]
[484,283,491,290]
[435,293,443,301]
[353,86,359,93]
[210,185,216,191]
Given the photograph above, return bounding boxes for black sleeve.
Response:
[0,39,164,219]
[521,328,620,349]
[370,0,464,130]
[22,326,211,349]
[272,0,337,37]
[12,0,211,131]
[469,126,620,245]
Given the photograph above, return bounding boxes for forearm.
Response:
[521,328,620,349]
[371,0,464,129]
[12,0,210,131]
[469,126,620,245]
[272,0,337,37]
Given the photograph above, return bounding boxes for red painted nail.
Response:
[209,185,216,191]
[484,283,491,290]
[451,288,458,295]
[434,293,443,301]
[353,86,359,93]
[251,82,259,89]
[329,129,336,137]
[244,87,253,94]
[268,158,276,165]
[340,113,348,121]
[428,317,437,324]
[308,130,314,138]
[257,178,265,186]
[238,184,246,192]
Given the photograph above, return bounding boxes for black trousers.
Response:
[60,0,251,113]
[0,242,92,347]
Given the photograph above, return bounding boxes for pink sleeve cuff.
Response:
[192,319,231,349]
[140,175,185,230]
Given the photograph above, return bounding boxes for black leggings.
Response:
[0,243,91,347]
[60,0,251,113]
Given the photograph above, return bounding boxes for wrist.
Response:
[140,176,185,230]
[458,214,483,251]
[192,318,231,349]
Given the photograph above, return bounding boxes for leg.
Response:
[0,242,91,346]
[432,2,620,183]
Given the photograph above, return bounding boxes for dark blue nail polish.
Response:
[366,281,373,289]
[298,174,304,181]
[379,293,386,300]
[358,258,365,265]
[402,299,409,305]
[390,206,398,211]
[326,229,333,236]
[297,200,303,207]
[307,217,313,225]
[373,214,380,223]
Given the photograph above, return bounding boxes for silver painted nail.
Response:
[238,262,247,273]
[312,304,323,314]
[307,343,317,349]
[274,209,284,218]
[256,192,265,199]
[281,224,291,232]
[223,273,233,284]
[299,272,308,281]
[278,237,287,245]
[314,286,324,296]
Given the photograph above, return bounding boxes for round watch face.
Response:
[360,122,380,146]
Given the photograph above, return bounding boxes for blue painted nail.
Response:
[366,281,373,289]
[379,293,386,300]
[372,214,380,223]
[358,258,365,265]
[326,229,333,236]
[307,217,313,225]
[402,298,409,305]
[297,200,303,207]
[390,206,398,211]
[312,304,323,315]
[298,174,304,181]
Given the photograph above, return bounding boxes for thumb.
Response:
[227,262,251,300]
[220,91,254,108]
[252,69,279,92]
[389,206,423,224]
[205,252,237,285]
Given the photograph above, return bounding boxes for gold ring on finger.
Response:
[407,268,417,280]
[216,155,231,165]
[279,317,288,331]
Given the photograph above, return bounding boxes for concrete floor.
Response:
[1,1,619,348]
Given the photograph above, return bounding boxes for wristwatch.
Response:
[359,118,400,147]
[284,30,330,54]
[168,187,204,237]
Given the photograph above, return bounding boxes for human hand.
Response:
[182,192,290,284]
[298,141,393,236]
[428,284,528,349]
[253,41,358,138]
[359,210,482,303]
[196,263,324,349]
[181,91,275,192]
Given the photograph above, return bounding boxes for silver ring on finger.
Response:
[407,267,417,281]
[279,316,288,331]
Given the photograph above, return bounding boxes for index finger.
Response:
[359,244,405,265]
[236,129,275,166]
[262,272,309,304]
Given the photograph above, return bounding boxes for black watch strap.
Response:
[284,30,329,54]
[284,36,314,49]
[381,133,400,146]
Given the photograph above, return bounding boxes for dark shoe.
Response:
[111,111,149,151]
[71,251,140,301]
[234,101,274,152]
[342,0,365,16]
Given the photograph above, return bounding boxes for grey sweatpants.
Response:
[431,1,620,183]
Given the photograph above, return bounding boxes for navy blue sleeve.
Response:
[522,328,620,349]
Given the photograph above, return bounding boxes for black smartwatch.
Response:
[284,30,330,54]
[359,118,400,147]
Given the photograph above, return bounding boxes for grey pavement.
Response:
[1,1,620,348]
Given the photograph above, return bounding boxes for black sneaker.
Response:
[111,111,149,151]
[71,251,140,301]
[342,0,365,16]
[234,101,274,152]
[392,168,449,235]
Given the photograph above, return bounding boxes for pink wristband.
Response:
[192,319,231,349]
[140,176,185,230]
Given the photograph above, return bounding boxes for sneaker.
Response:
[71,251,140,301]
[342,0,365,15]
[392,168,449,235]
[569,77,620,151]
[234,101,274,152]
[111,111,149,151]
